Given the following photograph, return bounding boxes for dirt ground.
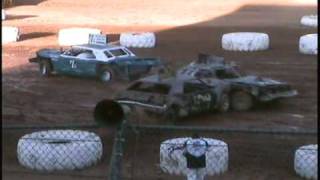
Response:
[2,0,318,179]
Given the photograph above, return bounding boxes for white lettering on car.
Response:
[193,94,211,104]
[69,60,77,69]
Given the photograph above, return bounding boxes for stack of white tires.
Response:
[222,32,270,51]
[2,26,20,44]
[58,28,101,46]
[17,130,103,171]
[299,34,318,55]
[294,144,318,180]
[300,15,318,27]
[120,32,156,48]
[160,138,228,177]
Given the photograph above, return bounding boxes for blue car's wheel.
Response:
[39,60,52,77]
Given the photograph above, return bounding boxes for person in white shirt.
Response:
[183,133,209,180]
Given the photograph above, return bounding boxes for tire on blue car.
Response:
[39,60,52,77]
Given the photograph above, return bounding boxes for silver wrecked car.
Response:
[177,54,298,111]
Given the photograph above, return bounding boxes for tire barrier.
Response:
[222,32,269,51]
[58,28,101,46]
[294,144,318,180]
[2,26,19,44]
[300,15,318,27]
[160,137,228,179]
[120,32,156,48]
[17,130,103,172]
[299,34,318,55]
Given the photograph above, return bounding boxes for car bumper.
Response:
[116,100,168,112]
[259,90,298,101]
[29,57,38,63]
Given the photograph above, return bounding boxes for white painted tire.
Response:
[58,28,101,46]
[160,138,228,176]
[222,32,269,51]
[17,130,103,171]
[294,144,318,180]
[120,32,156,48]
[299,34,318,55]
[301,15,318,27]
[2,9,5,20]
[2,26,20,44]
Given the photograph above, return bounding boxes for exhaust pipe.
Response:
[94,99,125,127]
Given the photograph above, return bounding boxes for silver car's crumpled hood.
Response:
[228,75,285,87]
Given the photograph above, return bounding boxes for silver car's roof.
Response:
[139,74,202,85]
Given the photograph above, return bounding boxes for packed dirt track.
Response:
[2,0,318,179]
[3,0,317,130]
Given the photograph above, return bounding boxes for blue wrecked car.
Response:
[29,37,163,83]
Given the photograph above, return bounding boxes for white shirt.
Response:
[185,138,207,157]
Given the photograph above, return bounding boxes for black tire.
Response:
[165,105,180,121]
[216,93,230,113]
[99,67,114,83]
[231,91,253,111]
[149,64,166,75]
[39,60,52,77]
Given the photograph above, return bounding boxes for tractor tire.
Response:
[222,32,269,51]
[17,130,103,171]
[120,32,156,48]
[294,144,318,179]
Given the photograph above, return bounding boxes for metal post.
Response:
[108,120,127,180]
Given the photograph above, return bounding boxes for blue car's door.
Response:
[72,50,98,77]
[52,54,78,75]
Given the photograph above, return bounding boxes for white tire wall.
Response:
[294,144,318,180]
[2,26,20,44]
[160,138,228,176]
[222,32,270,51]
[17,130,103,171]
[58,28,101,46]
[299,34,318,55]
[300,15,318,27]
[120,32,156,48]
[2,9,5,20]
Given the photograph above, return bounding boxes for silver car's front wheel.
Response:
[217,93,230,113]
[231,91,253,111]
